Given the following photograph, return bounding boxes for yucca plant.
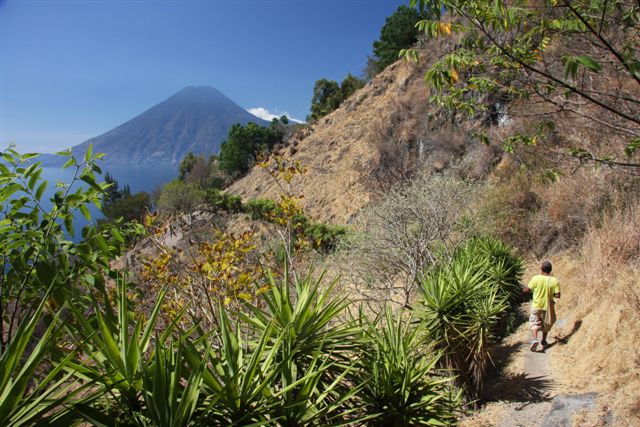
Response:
[185,306,280,426]
[140,339,205,427]
[269,347,361,426]
[418,246,510,399]
[65,276,177,424]
[461,237,524,303]
[0,296,83,426]
[354,307,460,426]
[243,268,360,364]
[241,267,363,424]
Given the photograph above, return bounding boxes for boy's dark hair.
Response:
[541,261,553,273]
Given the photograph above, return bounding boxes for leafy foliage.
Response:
[66,277,175,424]
[157,180,206,215]
[418,237,523,399]
[408,0,640,166]
[179,152,227,189]
[1,147,526,425]
[307,74,365,122]
[218,121,285,176]
[1,145,144,425]
[371,5,426,73]
[355,307,460,426]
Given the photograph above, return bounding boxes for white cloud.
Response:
[247,107,304,124]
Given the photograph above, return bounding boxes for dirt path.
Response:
[463,314,599,427]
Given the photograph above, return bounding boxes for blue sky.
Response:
[1,0,407,153]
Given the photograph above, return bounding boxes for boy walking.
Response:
[524,261,561,351]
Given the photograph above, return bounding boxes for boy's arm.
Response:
[553,281,561,298]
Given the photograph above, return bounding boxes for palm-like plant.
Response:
[418,237,521,399]
[141,339,204,427]
[241,267,363,424]
[354,307,460,426]
[186,306,280,425]
[0,297,82,426]
[65,276,177,423]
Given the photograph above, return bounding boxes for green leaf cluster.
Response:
[418,237,524,399]
[218,121,285,176]
[372,5,427,73]
[307,74,365,122]
[409,0,640,164]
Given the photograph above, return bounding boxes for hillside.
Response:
[227,59,498,224]
[40,86,268,166]
[223,49,639,425]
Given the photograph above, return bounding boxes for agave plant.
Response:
[354,307,460,426]
[0,296,82,426]
[184,305,280,426]
[240,267,364,424]
[140,339,205,427]
[65,276,178,424]
[243,268,360,364]
[461,237,524,303]
[418,243,512,399]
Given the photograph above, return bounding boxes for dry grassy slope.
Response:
[227,60,429,224]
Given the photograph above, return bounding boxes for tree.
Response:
[218,122,284,176]
[372,5,425,73]
[102,191,151,223]
[179,151,198,181]
[307,75,365,122]
[408,0,640,167]
[157,180,206,215]
[340,170,480,309]
[339,73,365,100]
[308,78,342,122]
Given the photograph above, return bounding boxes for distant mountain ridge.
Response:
[39,86,269,166]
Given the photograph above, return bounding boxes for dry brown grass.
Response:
[543,199,640,425]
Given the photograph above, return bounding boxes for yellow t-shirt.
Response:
[527,275,560,310]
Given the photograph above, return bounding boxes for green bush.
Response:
[157,180,205,215]
[354,307,461,425]
[418,237,523,400]
[1,147,474,425]
[0,146,144,425]
[206,189,243,213]
[304,222,347,252]
[243,197,279,220]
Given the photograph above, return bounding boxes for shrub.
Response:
[0,146,144,425]
[243,197,279,220]
[418,237,523,400]
[354,307,461,425]
[304,222,347,252]
[157,180,205,215]
[205,189,242,213]
[342,170,481,307]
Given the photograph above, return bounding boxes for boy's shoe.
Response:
[541,339,549,347]
[529,339,539,352]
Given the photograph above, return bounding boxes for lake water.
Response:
[31,165,177,239]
